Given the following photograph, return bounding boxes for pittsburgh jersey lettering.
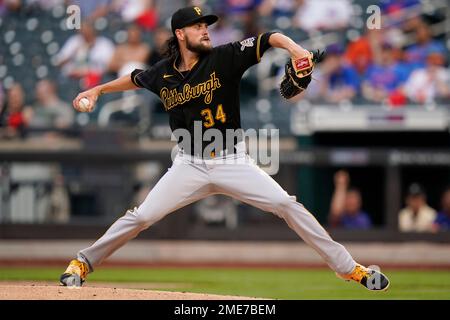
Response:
[160,72,221,110]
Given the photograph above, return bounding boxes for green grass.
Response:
[1,267,450,299]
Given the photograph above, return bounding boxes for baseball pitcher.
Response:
[60,6,390,291]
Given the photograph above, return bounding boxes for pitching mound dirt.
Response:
[0,282,263,300]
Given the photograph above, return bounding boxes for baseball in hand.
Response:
[78,97,91,112]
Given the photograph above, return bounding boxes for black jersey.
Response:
[131,31,277,156]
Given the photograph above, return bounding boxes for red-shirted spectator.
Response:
[111,0,159,31]
[345,29,384,76]
[0,83,29,139]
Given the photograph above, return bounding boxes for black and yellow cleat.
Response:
[59,259,89,287]
[337,263,390,291]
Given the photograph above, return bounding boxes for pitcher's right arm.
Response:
[73,73,140,112]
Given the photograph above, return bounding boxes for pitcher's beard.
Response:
[186,38,212,55]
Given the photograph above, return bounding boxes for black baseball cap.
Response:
[171,6,218,34]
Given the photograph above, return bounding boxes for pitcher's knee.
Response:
[134,215,151,229]
[272,194,296,215]
[127,207,155,229]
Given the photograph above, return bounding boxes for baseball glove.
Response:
[279,49,325,99]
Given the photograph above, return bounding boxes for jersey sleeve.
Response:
[217,31,279,77]
[130,66,158,93]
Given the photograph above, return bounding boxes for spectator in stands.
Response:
[24,79,74,132]
[55,21,115,88]
[403,51,450,104]
[329,170,372,229]
[108,24,150,77]
[345,28,384,77]
[224,0,263,19]
[146,27,171,67]
[405,19,447,69]
[208,14,241,47]
[2,0,21,13]
[28,0,65,11]
[306,44,359,104]
[111,0,158,31]
[380,0,421,21]
[293,0,353,31]
[69,0,111,21]
[398,183,436,232]
[433,187,450,232]
[362,42,410,105]
[259,0,296,18]
[0,83,28,139]
[143,27,171,116]
[380,0,420,11]
[221,0,263,38]
[0,1,6,16]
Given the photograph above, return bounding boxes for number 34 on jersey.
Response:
[200,104,226,128]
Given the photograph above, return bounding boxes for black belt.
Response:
[182,145,238,159]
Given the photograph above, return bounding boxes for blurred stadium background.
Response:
[0,0,450,279]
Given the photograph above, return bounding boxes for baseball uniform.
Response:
[77,31,356,276]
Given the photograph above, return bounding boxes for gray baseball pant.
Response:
[78,146,356,275]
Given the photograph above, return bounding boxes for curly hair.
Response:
[162,36,180,62]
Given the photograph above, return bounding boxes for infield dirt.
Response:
[0,281,263,300]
